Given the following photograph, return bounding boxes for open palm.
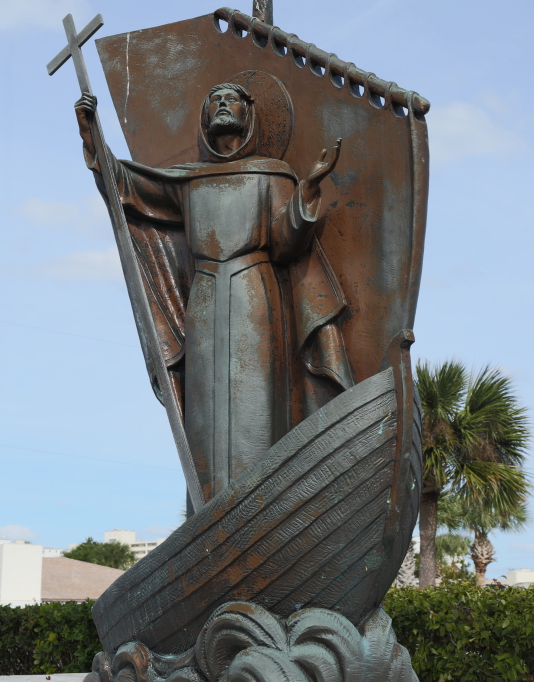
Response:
[301,138,342,206]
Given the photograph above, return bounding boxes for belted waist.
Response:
[195,251,270,278]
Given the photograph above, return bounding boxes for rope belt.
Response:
[195,249,269,277]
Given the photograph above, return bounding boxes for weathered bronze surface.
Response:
[92,330,420,655]
[77,84,345,505]
[88,7,428,508]
[48,2,429,678]
[86,603,417,681]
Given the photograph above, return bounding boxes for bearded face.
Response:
[207,88,246,138]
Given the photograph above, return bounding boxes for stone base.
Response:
[85,602,418,682]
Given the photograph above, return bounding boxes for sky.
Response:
[0,0,533,581]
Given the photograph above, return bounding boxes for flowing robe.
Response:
[90,152,353,502]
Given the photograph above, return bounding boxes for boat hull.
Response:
[93,331,421,655]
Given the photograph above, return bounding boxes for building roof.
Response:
[41,557,124,601]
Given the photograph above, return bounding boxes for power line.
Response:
[0,443,181,472]
[0,319,137,348]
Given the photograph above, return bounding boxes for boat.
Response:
[92,329,421,656]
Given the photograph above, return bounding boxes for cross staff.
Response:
[47,14,206,512]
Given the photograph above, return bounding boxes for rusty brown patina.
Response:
[49,2,428,677]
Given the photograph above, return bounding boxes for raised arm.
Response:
[74,93,181,224]
[270,140,342,264]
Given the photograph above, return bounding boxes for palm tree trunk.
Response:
[470,530,496,587]
[474,564,486,587]
[419,490,439,587]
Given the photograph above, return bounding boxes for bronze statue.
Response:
[48,2,430,679]
[75,85,350,503]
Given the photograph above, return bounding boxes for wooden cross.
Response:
[47,13,103,93]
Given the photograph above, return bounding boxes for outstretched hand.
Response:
[75,92,98,156]
[301,138,342,206]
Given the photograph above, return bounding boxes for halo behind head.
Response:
[227,70,294,160]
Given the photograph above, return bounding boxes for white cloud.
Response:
[322,0,397,44]
[478,90,514,118]
[422,265,483,291]
[510,543,534,552]
[41,245,122,281]
[0,525,38,542]
[421,275,450,289]
[0,0,90,30]
[430,102,526,164]
[491,364,530,383]
[137,525,175,540]
[17,194,110,240]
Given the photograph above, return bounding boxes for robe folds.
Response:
[91,152,354,502]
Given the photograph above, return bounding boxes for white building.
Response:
[104,529,137,545]
[43,547,64,558]
[505,569,534,587]
[104,529,167,562]
[0,540,123,605]
[0,540,43,606]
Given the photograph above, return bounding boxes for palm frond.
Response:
[416,360,467,420]
[435,532,471,564]
[458,366,530,466]
[416,360,468,492]
[437,492,465,532]
[452,461,531,513]
[438,490,530,535]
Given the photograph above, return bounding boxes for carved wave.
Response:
[87,602,418,682]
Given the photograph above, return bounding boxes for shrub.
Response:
[0,600,100,674]
[384,582,534,681]
[2,585,533,678]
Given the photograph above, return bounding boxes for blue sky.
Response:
[1,0,533,580]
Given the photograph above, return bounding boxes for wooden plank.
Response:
[102,396,396,650]
[94,371,395,652]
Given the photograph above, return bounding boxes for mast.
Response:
[252,0,273,25]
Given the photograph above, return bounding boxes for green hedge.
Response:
[384,582,534,681]
[0,600,99,674]
[1,586,533,679]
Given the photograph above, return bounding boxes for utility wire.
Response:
[0,443,181,472]
[0,319,136,348]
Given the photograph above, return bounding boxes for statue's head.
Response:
[202,83,254,150]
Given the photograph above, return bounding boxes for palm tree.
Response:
[395,539,417,587]
[416,361,530,587]
[417,361,466,586]
[435,532,471,575]
[469,534,495,586]
[438,492,529,586]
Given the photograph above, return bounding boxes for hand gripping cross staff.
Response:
[47,14,206,512]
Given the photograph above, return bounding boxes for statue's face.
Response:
[207,88,245,136]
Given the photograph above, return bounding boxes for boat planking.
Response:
[92,330,422,655]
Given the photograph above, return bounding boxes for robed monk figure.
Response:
[75,83,354,504]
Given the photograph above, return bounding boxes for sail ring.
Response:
[364,71,383,109]
[249,17,269,48]
[326,54,343,89]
